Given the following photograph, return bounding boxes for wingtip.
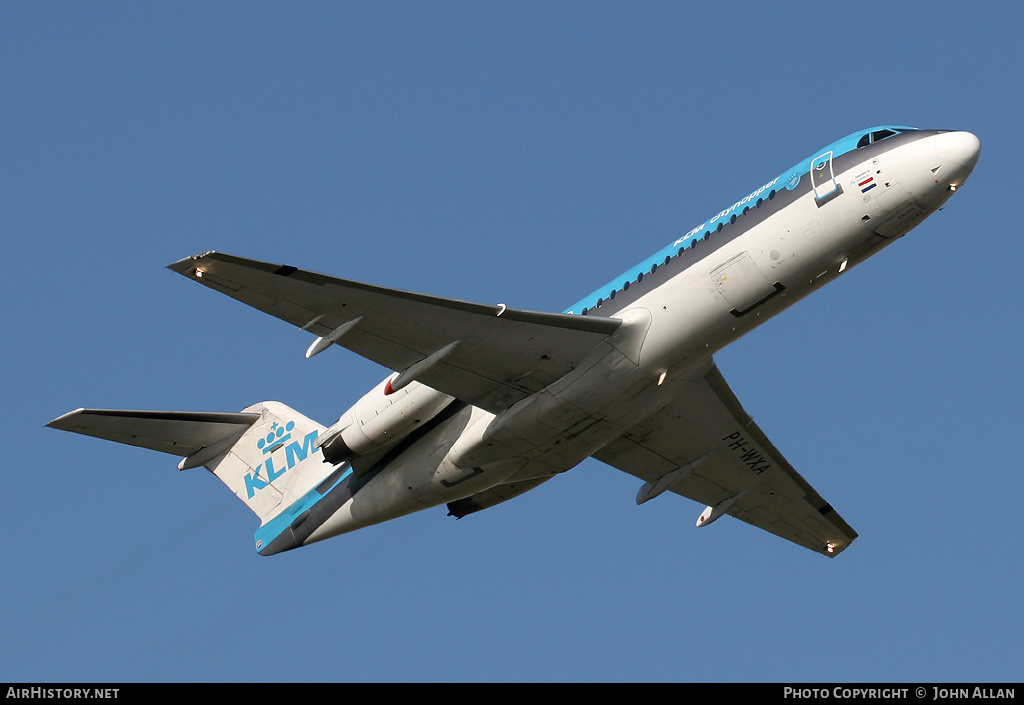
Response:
[821,538,853,557]
[46,408,87,430]
[167,251,217,274]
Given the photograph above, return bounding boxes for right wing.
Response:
[168,252,621,413]
[593,360,857,557]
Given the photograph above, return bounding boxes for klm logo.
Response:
[245,421,321,498]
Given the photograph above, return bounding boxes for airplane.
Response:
[48,126,980,558]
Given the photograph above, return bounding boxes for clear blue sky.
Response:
[3,2,1020,683]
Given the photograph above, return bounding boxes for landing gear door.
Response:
[810,151,843,206]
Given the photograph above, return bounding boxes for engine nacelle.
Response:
[316,377,454,464]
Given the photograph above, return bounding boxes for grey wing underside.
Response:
[168,252,621,414]
[593,361,858,557]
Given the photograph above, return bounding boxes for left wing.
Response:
[168,252,621,413]
[593,360,857,557]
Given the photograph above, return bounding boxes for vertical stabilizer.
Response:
[202,401,329,522]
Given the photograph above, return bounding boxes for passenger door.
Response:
[810,150,843,206]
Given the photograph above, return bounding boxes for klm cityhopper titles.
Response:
[49,126,980,558]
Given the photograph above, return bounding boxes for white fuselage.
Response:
[305,130,979,546]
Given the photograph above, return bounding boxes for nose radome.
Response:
[934,131,981,172]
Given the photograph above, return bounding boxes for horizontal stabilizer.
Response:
[47,409,259,459]
[49,403,334,526]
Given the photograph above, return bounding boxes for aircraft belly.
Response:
[303,445,454,544]
[630,189,874,373]
[710,251,775,312]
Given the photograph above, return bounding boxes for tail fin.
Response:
[208,401,329,520]
[48,402,330,523]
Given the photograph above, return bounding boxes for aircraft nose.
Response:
[934,130,981,173]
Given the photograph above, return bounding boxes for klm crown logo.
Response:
[244,420,321,499]
[257,421,294,454]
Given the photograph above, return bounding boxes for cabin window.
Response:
[857,128,900,148]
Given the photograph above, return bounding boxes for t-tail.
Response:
[47,402,334,550]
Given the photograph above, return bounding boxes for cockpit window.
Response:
[857,128,900,148]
